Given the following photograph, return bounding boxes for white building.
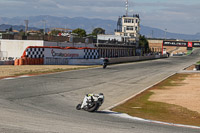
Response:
[115,14,140,43]
[97,0,140,45]
[97,14,140,45]
[97,34,123,44]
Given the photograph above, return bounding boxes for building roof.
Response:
[123,14,140,18]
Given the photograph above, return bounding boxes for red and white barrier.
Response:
[15,46,100,65]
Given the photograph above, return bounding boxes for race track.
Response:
[0,51,200,133]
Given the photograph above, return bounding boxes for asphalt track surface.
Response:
[0,51,200,133]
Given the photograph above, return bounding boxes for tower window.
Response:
[126,26,134,31]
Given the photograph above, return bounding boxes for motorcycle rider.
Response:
[81,94,94,109]
[103,57,109,64]
[77,93,104,112]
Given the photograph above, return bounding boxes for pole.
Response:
[24,20,28,35]
[126,0,129,16]
[43,20,46,35]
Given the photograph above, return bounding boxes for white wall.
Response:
[0,40,44,60]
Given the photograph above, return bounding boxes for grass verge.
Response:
[112,74,200,126]
[196,61,200,65]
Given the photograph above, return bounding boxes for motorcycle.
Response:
[103,58,109,69]
[103,62,107,69]
[76,93,104,112]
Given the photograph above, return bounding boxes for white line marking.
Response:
[18,75,30,78]
[3,77,15,80]
[2,75,30,80]
[104,110,200,129]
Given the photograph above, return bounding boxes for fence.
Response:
[0,61,14,65]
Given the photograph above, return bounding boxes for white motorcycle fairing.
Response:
[76,93,104,112]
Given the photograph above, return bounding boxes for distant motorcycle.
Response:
[76,93,104,112]
[103,58,109,69]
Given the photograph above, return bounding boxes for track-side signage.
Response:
[188,42,193,48]
[163,41,187,47]
[163,41,200,48]
[44,48,85,59]
[193,42,200,47]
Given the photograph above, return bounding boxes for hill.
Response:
[0,15,199,40]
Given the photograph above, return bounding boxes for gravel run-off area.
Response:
[0,65,97,78]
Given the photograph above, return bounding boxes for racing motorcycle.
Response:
[76,93,104,112]
[103,58,109,69]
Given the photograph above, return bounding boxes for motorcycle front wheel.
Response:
[76,104,81,110]
[103,64,107,69]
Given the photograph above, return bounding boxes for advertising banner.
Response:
[193,42,200,47]
[44,48,85,59]
[163,41,200,48]
[163,41,187,47]
[188,42,193,48]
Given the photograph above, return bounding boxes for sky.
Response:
[0,0,200,34]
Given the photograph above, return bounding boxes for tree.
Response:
[72,28,86,37]
[19,30,25,36]
[9,27,13,32]
[50,29,62,36]
[39,29,44,34]
[92,28,105,36]
[20,29,24,32]
[139,35,149,53]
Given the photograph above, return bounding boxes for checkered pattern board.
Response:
[25,48,44,58]
[84,49,99,59]
[25,48,99,59]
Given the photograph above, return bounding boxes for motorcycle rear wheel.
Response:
[103,64,107,69]
[87,102,99,112]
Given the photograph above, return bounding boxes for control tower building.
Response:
[115,0,140,44]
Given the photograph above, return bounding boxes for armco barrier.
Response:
[44,58,102,65]
[44,58,68,65]
[68,59,102,65]
[44,55,167,65]
[109,55,167,64]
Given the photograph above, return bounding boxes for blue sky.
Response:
[0,0,200,34]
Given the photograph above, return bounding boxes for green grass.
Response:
[112,74,200,126]
[196,61,200,65]
[187,50,193,55]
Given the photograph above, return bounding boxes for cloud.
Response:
[133,1,200,34]
[0,0,199,34]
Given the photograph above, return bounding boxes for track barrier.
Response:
[14,58,44,65]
